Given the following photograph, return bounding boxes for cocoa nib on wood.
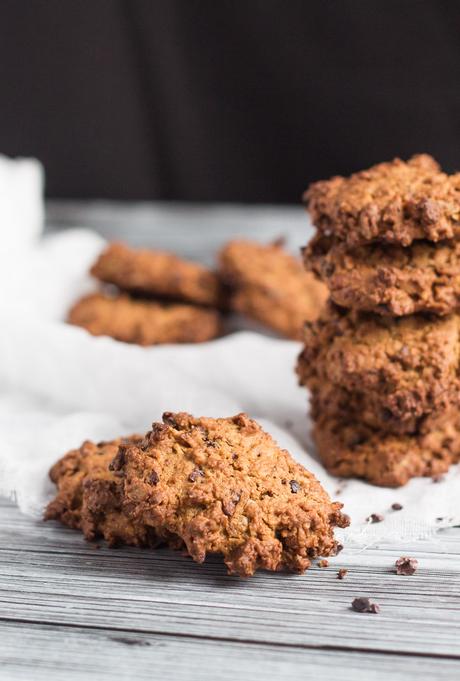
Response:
[351,597,380,614]
[395,557,418,575]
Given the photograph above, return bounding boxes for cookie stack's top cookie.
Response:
[297,154,460,487]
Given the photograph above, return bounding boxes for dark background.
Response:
[1,0,459,202]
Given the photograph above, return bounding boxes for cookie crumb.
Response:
[319,559,329,568]
[366,513,384,524]
[351,597,380,614]
[391,503,403,511]
[337,568,348,580]
[395,557,418,575]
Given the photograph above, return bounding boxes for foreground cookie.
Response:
[313,407,460,487]
[304,154,460,247]
[117,412,348,576]
[219,239,328,339]
[68,292,221,345]
[91,242,222,307]
[304,235,460,317]
[298,304,460,430]
[44,437,160,546]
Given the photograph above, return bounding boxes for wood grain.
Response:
[1,500,460,681]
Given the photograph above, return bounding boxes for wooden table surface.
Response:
[2,202,460,680]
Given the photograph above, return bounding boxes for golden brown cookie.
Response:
[91,242,222,307]
[44,437,162,546]
[219,239,328,339]
[117,412,348,576]
[313,407,460,487]
[303,154,460,247]
[68,292,222,345]
[297,304,460,429]
[310,383,423,435]
[304,234,460,316]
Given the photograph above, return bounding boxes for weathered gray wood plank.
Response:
[45,199,314,262]
[1,621,459,681]
[1,503,459,660]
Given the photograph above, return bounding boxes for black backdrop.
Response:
[1,0,459,201]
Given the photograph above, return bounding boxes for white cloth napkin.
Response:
[0,154,44,252]
[1,227,459,547]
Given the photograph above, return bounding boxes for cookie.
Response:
[219,239,328,339]
[117,412,348,576]
[68,292,222,345]
[91,242,222,307]
[310,383,423,435]
[303,154,460,247]
[297,304,460,428]
[44,437,165,547]
[304,235,460,317]
[313,407,460,487]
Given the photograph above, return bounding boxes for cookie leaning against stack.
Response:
[297,154,460,486]
[45,412,349,576]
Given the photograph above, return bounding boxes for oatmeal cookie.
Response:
[313,407,460,487]
[304,235,460,316]
[303,154,460,247]
[310,383,424,435]
[219,239,328,339]
[116,412,348,576]
[297,304,460,427]
[68,292,221,345]
[91,242,222,307]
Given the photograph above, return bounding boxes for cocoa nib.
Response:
[366,513,384,524]
[188,467,204,482]
[337,569,348,580]
[391,503,403,511]
[222,491,241,517]
[395,557,418,576]
[289,480,300,493]
[109,447,126,472]
[149,470,159,485]
[351,597,380,614]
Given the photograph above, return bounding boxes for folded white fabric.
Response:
[0,154,44,252]
[1,227,459,546]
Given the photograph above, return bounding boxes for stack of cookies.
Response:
[69,242,223,345]
[297,154,460,487]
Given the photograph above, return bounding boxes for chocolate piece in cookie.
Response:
[304,234,460,317]
[312,407,460,487]
[298,304,460,428]
[44,437,162,547]
[91,242,222,307]
[68,292,222,345]
[219,239,328,339]
[119,412,349,576]
[304,154,460,247]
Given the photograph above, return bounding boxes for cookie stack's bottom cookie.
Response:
[46,412,349,577]
[298,154,460,486]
